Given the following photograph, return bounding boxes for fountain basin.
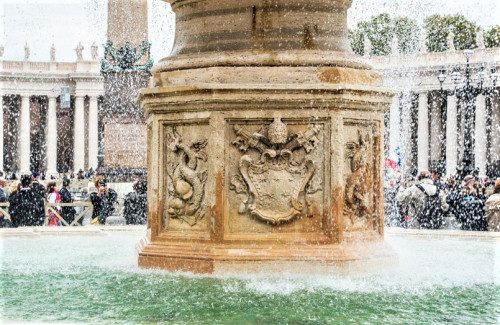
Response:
[1,228,498,324]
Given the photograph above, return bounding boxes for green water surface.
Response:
[1,232,498,324]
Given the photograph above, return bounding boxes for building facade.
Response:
[0,48,104,175]
[1,38,498,178]
[371,46,500,178]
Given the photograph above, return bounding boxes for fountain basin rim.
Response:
[0,225,147,237]
[153,50,372,74]
[385,227,500,240]
[137,237,397,274]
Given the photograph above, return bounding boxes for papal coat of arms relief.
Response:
[165,127,208,226]
[229,118,322,225]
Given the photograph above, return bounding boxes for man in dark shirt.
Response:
[31,172,46,199]
[59,178,78,225]
[9,175,45,227]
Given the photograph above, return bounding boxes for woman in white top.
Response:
[46,181,61,226]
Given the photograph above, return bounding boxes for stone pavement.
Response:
[0,224,146,237]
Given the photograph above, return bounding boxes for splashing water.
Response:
[1,231,498,324]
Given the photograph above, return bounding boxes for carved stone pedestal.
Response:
[137,0,396,274]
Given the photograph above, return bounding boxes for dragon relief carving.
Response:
[344,129,374,230]
[166,128,207,226]
[230,118,322,225]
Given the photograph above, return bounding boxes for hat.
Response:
[32,171,39,178]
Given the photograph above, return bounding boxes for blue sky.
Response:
[0,0,498,62]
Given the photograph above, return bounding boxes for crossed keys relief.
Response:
[230,118,322,225]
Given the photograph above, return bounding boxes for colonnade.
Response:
[388,90,498,178]
[0,93,100,175]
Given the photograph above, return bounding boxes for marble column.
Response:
[88,96,99,170]
[445,96,458,177]
[46,95,58,175]
[475,94,487,177]
[389,94,401,153]
[73,95,85,172]
[417,91,429,172]
[0,94,3,173]
[19,95,31,174]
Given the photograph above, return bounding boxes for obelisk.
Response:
[107,0,148,48]
[100,0,151,179]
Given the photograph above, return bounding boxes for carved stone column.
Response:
[46,95,58,175]
[446,95,458,176]
[417,91,429,172]
[73,95,85,172]
[19,95,31,174]
[88,96,99,170]
[475,94,487,177]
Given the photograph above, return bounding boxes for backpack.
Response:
[458,195,486,231]
[416,184,444,229]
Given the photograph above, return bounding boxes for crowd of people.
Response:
[3,168,499,231]
[0,171,147,228]
[384,171,500,231]
[5,168,100,182]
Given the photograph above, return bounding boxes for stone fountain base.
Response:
[137,60,396,273]
[137,229,396,274]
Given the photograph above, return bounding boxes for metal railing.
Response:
[0,202,93,226]
[44,202,93,226]
[0,202,12,221]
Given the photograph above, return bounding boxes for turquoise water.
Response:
[1,231,499,324]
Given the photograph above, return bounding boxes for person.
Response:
[59,178,78,225]
[449,175,487,231]
[123,180,147,225]
[46,181,61,226]
[31,172,46,199]
[90,177,117,225]
[9,181,20,197]
[8,175,45,227]
[432,172,446,191]
[0,177,11,228]
[485,179,500,232]
[0,177,7,202]
[384,178,401,227]
[396,170,449,229]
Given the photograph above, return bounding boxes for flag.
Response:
[385,146,401,172]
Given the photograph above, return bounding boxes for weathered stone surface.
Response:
[137,0,395,273]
